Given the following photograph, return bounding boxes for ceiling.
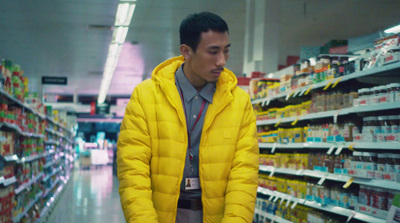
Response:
[1,0,400,100]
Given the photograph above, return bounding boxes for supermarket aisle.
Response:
[47,164,125,223]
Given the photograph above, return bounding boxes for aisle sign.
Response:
[41,76,67,85]
[96,102,110,115]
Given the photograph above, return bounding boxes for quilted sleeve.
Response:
[117,85,158,223]
[222,95,259,223]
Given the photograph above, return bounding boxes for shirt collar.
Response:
[176,64,215,103]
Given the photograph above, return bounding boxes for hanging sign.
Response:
[41,76,68,85]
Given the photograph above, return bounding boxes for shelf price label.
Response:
[346,211,356,223]
[285,91,295,101]
[290,200,298,209]
[335,145,344,155]
[274,120,281,128]
[332,77,343,89]
[291,117,299,126]
[348,143,356,151]
[279,196,285,205]
[285,196,292,207]
[299,88,308,97]
[323,80,333,90]
[273,196,280,203]
[343,177,354,189]
[269,168,275,177]
[268,194,275,201]
[333,109,341,124]
[271,143,277,154]
[296,169,304,175]
[304,86,313,95]
[317,174,328,185]
[261,100,267,107]
[292,90,300,98]
[327,145,336,155]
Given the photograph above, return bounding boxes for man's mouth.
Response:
[212,68,224,74]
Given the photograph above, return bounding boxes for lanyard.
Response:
[179,87,206,164]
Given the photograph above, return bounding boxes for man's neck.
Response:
[182,63,206,92]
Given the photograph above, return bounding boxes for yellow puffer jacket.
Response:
[117,55,259,223]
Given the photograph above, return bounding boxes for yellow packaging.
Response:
[256,111,269,120]
[289,105,298,117]
[267,108,278,119]
[293,128,303,143]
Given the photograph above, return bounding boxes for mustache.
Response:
[212,68,224,72]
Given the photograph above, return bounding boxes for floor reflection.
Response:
[47,164,125,223]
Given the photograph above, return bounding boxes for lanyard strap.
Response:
[179,88,206,152]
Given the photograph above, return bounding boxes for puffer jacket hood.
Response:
[151,55,238,93]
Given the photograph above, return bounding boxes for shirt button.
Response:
[195,96,199,100]
[193,115,197,119]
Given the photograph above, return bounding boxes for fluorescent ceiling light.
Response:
[384,24,400,34]
[113,26,129,44]
[108,43,122,57]
[98,0,136,104]
[115,3,136,26]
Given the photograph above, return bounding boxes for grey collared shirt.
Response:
[175,64,215,200]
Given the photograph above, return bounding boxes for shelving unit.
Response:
[42,178,61,197]
[253,54,400,222]
[13,191,44,223]
[257,102,400,126]
[259,142,400,150]
[0,122,45,138]
[254,208,292,223]
[42,167,62,182]
[15,172,44,194]
[36,180,69,223]
[0,176,17,187]
[251,61,400,105]
[259,165,400,191]
[0,89,45,119]
[257,187,385,223]
[0,81,76,222]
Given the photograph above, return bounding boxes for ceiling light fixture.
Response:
[384,24,400,34]
[115,3,136,26]
[114,26,129,44]
[98,1,136,104]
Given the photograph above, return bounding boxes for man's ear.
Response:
[180,44,192,61]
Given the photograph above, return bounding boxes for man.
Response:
[117,12,259,223]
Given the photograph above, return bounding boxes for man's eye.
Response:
[209,51,217,55]
[224,49,230,54]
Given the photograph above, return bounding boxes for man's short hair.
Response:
[180,12,229,52]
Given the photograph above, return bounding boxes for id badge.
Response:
[184,177,200,190]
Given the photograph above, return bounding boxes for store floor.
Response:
[47,163,125,223]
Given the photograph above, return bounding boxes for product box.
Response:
[348,168,375,179]
[362,133,376,142]
[387,193,400,223]
[375,171,398,182]
[353,134,363,142]
[334,168,349,175]
[381,50,400,66]
[306,137,323,143]
[314,166,329,172]
[371,207,388,219]
[326,135,345,142]
[356,203,372,215]
[377,133,399,142]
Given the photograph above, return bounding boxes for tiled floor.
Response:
[47,163,125,223]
